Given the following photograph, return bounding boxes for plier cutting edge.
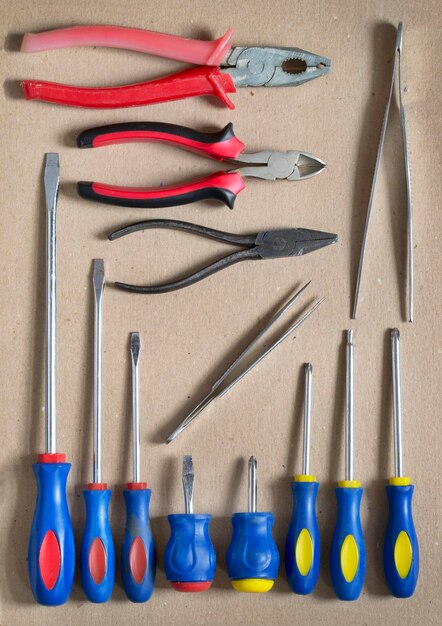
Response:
[21,25,331,109]
[76,122,326,209]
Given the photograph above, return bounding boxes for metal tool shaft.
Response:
[391,329,403,477]
[44,153,60,454]
[302,363,312,476]
[248,456,257,513]
[183,455,195,514]
[345,330,354,482]
[130,332,141,483]
[92,260,105,483]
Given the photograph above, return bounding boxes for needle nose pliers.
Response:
[108,219,338,293]
[76,122,326,209]
[21,25,331,109]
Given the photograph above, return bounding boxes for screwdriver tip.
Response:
[391,328,400,340]
[130,332,141,363]
[305,362,313,374]
[347,329,354,343]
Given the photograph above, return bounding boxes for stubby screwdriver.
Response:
[28,154,75,606]
[164,456,216,591]
[331,331,366,600]
[80,260,115,602]
[227,457,279,592]
[121,333,156,602]
[383,329,419,597]
[285,363,320,594]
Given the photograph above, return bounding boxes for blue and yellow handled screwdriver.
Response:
[331,330,366,600]
[28,154,75,606]
[285,363,320,594]
[227,456,280,592]
[121,333,156,602]
[80,260,115,602]
[383,329,419,597]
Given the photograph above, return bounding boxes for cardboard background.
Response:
[1,1,441,624]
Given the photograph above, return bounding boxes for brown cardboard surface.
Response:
[1,1,441,624]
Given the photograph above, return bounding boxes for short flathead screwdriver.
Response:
[80,260,115,602]
[28,154,75,606]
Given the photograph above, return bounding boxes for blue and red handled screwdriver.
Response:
[28,154,75,605]
[121,332,156,602]
[227,456,279,592]
[331,330,366,600]
[80,259,115,602]
[383,329,419,597]
[164,455,216,592]
[285,363,320,594]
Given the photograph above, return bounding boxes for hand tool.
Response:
[80,259,115,602]
[285,363,320,595]
[28,154,75,606]
[21,25,331,109]
[164,456,216,591]
[109,219,337,294]
[383,329,419,597]
[227,457,279,592]
[330,330,366,601]
[352,23,413,322]
[76,122,325,209]
[121,332,156,602]
[167,282,325,443]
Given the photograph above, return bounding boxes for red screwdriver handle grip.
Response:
[21,67,236,109]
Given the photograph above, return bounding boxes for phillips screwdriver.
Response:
[331,331,366,600]
[285,363,320,594]
[28,154,75,606]
[164,455,216,592]
[227,457,279,592]
[383,329,419,597]
[80,259,115,602]
[121,332,156,602]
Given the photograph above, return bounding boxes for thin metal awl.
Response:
[352,23,413,322]
[92,259,105,484]
[130,332,141,483]
[183,455,195,514]
[44,153,60,455]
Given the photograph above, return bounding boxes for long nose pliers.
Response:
[21,25,331,109]
[108,219,338,293]
[76,121,326,209]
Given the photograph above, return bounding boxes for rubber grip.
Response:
[330,487,366,601]
[21,25,234,65]
[285,481,320,595]
[121,488,156,602]
[383,484,419,597]
[21,67,236,109]
[164,514,216,588]
[77,171,246,209]
[28,462,75,606]
[80,489,115,603]
[77,121,245,161]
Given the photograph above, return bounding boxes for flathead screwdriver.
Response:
[383,329,419,597]
[80,260,115,602]
[121,332,156,602]
[331,330,366,600]
[28,154,75,605]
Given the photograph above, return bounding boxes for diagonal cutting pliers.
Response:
[108,219,338,293]
[76,121,326,209]
[21,25,331,109]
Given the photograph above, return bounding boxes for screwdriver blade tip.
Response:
[347,329,354,343]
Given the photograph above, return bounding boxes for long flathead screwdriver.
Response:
[285,363,320,594]
[383,329,419,597]
[331,330,366,600]
[80,260,115,602]
[28,154,75,605]
[121,332,156,602]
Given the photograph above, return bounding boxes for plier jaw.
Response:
[231,150,326,181]
[222,46,331,88]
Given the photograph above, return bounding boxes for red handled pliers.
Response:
[76,121,326,209]
[21,25,331,109]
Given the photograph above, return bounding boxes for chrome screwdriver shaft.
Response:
[345,330,354,482]
[302,363,313,476]
[183,455,195,514]
[92,259,105,484]
[391,329,403,477]
[248,456,257,513]
[130,332,141,483]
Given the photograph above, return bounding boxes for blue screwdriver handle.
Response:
[28,459,75,605]
[80,488,115,602]
[285,480,320,595]
[384,481,419,597]
[121,486,156,602]
[330,484,366,601]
